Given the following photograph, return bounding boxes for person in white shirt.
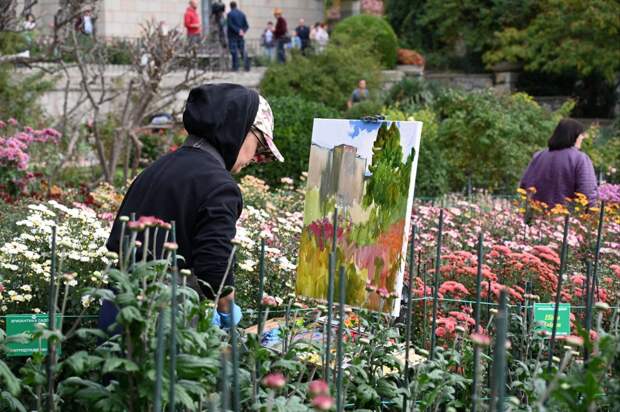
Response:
[315,23,329,53]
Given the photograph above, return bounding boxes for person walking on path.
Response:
[184,0,201,49]
[296,18,310,54]
[261,21,275,62]
[520,118,598,207]
[227,1,250,71]
[273,8,288,63]
[347,79,369,109]
[102,83,284,330]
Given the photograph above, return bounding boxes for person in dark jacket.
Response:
[227,1,250,71]
[295,18,310,54]
[273,8,288,63]
[520,118,597,207]
[101,84,283,330]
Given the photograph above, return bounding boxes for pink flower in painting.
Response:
[365,281,377,293]
[8,118,17,126]
[435,326,447,337]
[377,287,389,299]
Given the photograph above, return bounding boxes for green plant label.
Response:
[533,303,570,338]
[5,313,61,357]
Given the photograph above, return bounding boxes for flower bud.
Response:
[311,394,335,411]
[262,372,286,390]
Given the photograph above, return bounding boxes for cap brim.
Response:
[265,136,284,162]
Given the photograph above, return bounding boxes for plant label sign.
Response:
[5,313,61,357]
[533,303,571,338]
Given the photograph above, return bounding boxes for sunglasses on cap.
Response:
[250,126,275,163]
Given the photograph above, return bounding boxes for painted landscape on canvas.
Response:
[296,119,422,314]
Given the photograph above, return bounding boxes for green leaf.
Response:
[118,306,143,324]
[0,361,20,396]
[0,391,27,412]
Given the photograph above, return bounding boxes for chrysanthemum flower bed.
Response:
[0,176,619,411]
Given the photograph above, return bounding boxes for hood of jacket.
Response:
[183,83,259,171]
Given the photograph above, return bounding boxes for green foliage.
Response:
[343,99,384,119]
[484,0,620,83]
[0,65,52,125]
[330,14,399,68]
[384,78,574,194]
[241,96,340,186]
[383,107,450,197]
[260,45,381,111]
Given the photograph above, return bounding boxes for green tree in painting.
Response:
[362,123,414,238]
[364,123,414,212]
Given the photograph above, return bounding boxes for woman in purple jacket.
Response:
[520,118,598,207]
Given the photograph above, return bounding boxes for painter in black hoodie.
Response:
[102,84,283,327]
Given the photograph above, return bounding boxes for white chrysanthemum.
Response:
[238,259,257,272]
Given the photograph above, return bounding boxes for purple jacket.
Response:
[520,147,597,206]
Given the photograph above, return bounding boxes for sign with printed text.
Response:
[5,314,61,357]
[533,303,571,338]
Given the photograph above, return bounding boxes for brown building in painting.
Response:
[308,144,367,210]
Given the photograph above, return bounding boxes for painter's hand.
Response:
[217,290,235,313]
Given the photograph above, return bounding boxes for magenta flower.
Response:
[377,287,389,299]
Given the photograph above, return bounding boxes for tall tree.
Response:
[484,0,620,83]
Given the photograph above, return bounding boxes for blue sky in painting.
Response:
[311,119,421,173]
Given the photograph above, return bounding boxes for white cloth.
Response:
[83,15,93,34]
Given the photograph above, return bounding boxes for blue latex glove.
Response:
[212,303,242,329]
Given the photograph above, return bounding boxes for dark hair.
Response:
[547,118,586,151]
[230,1,237,8]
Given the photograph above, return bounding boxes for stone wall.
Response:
[17,64,265,118]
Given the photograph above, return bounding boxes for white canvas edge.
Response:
[391,120,423,316]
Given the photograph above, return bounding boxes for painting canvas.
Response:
[296,119,422,315]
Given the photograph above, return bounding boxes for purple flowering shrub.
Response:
[599,183,620,204]
[0,118,61,200]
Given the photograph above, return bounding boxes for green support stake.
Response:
[592,202,605,301]
[547,214,570,372]
[231,298,240,412]
[154,308,166,412]
[490,290,508,412]
[430,209,444,360]
[324,208,338,381]
[169,221,178,411]
[257,239,266,336]
[472,232,484,412]
[335,266,346,412]
[584,260,593,362]
[221,352,230,411]
[46,226,57,412]
[402,226,416,412]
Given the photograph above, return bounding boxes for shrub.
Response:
[382,107,450,197]
[343,99,384,119]
[384,78,575,195]
[331,14,399,68]
[241,96,340,186]
[260,45,381,111]
[432,89,572,193]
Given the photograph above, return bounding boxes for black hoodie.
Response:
[106,84,259,297]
